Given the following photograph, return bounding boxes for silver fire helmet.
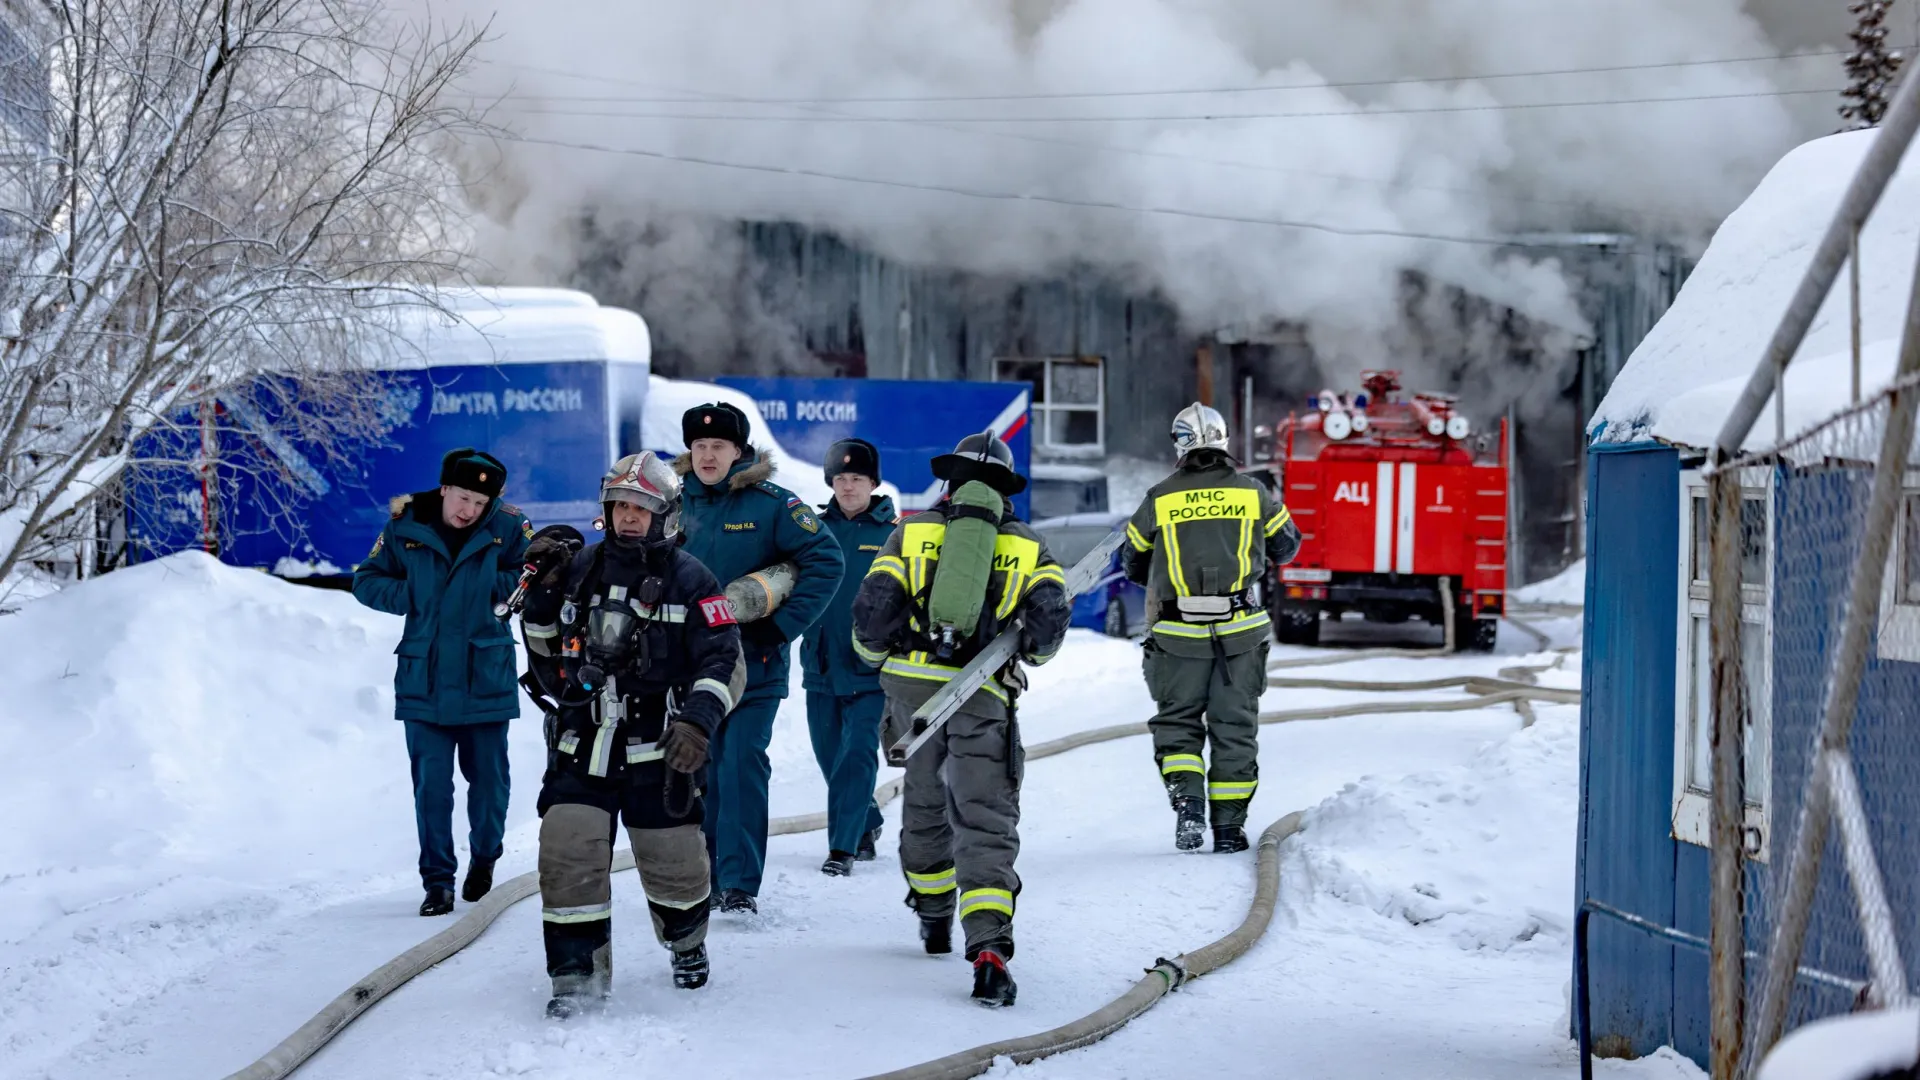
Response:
[1171,402,1230,458]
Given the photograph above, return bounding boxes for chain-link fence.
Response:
[1704,374,1920,1077]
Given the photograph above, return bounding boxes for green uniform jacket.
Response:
[675,450,846,698]
[1123,454,1302,658]
[351,490,534,725]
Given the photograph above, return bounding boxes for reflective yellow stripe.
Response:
[902,522,945,595]
[1265,505,1293,537]
[1208,781,1258,801]
[867,555,910,591]
[1163,514,1189,597]
[542,902,612,924]
[1233,515,1253,591]
[957,887,1015,919]
[1025,566,1065,593]
[1151,610,1272,639]
[523,621,559,639]
[1160,753,1206,776]
[881,653,1009,704]
[906,868,958,894]
[1127,521,1152,553]
[852,632,889,665]
[993,534,1039,620]
[626,741,665,764]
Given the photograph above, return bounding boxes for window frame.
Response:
[1671,467,1773,860]
[994,355,1105,458]
[1875,472,1920,663]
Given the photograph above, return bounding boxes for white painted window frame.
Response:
[1875,471,1920,663]
[1672,468,1773,860]
[993,356,1105,457]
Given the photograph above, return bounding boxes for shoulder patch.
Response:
[698,596,737,628]
[791,505,820,533]
[521,519,535,541]
[368,533,384,559]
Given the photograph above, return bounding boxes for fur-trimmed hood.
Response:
[673,449,777,493]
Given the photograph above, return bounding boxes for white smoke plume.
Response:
[429,0,1841,370]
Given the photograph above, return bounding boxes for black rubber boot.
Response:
[718,888,758,914]
[920,913,953,955]
[970,950,1017,1007]
[821,852,854,877]
[1212,824,1250,854]
[671,944,710,990]
[856,826,881,862]
[545,993,584,1021]
[419,886,455,917]
[1173,796,1207,852]
[461,857,495,903]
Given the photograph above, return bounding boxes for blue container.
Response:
[714,377,1032,519]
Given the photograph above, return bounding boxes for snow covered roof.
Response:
[1591,131,1920,450]
[370,286,651,370]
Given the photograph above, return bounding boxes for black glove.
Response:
[741,618,789,650]
[524,525,585,582]
[660,720,710,774]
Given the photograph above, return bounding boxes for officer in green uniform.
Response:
[1124,404,1301,854]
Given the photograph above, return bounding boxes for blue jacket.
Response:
[351,490,533,726]
[800,495,897,697]
[676,451,844,698]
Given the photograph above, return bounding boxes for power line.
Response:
[493,47,1848,106]
[483,85,1840,124]
[493,130,1599,250]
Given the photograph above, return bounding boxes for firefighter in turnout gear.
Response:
[519,452,747,1020]
[851,433,1071,1008]
[1125,404,1302,855]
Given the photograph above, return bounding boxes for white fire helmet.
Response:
[600,451,681,539]
[1171,402,1230,458]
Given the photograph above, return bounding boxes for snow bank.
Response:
[0,552,549,1070]
[640,374,834,507]
[1284,707,1578,955]
[370,287,652,370]
[1593,130,1920,450]
[1756,1006,1920,1080]
[1513,558,1587,606]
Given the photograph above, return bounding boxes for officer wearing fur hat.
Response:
[800,438,896,877]
[675,402,844,914]
[517,452,746,1019]
[352,447,533,917]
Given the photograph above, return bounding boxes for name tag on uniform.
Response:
[723,521,758,532]
[859,544,884,552]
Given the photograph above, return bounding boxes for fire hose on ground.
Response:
[221,643,1579,1080]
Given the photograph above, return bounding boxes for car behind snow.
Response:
[1032,511,1146,638]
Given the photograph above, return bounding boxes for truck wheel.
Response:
[1467,618,1498,652]
[1104,596,1128,639]
[1273,606,1320,646]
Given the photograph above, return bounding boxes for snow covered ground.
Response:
[1,555,1697,1080]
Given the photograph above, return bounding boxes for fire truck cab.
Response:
[1248,370,1506,651]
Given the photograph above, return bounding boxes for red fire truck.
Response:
[1248,370,1507,651]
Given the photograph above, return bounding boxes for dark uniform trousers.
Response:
[537,763,710,997]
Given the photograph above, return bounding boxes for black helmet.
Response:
[930,431,1026,496]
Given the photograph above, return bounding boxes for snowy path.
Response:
[2,557,1700,1080]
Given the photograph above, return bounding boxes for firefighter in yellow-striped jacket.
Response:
[1124,403,1302,855]
[850,433,1070,1008]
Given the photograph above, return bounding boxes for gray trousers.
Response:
[1142,638,1267,828]
[538,805,710,996]
[886,684,1023,961]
